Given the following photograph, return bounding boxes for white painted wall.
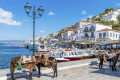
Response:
[97,30,120,41]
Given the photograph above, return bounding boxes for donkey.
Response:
[10,56,41,80]
[98,52,120,71]
[38,55,57,78]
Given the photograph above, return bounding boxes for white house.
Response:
[82,23,112,42]
[72,21,92,29]
[62,29,77,42]
[97,28,120,41]
[101,8,120,21]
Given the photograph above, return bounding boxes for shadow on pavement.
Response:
[89,63,120,78]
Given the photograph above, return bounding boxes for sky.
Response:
[0,0,120,40]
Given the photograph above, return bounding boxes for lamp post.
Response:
[24,3,44,56]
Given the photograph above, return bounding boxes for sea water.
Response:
[0,40,34,69]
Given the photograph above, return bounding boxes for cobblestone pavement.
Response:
[14,63,120,80]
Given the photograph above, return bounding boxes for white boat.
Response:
[48,51,69,62]
[63,49,81,61]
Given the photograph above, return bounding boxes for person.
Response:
[108,49,113,67]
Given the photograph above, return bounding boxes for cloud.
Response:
[80,15,94,21]
[48,11,54,16]
[0,8,21,26]
[116,3,120,7]
[81,10,86,15]
[40,30,45,33]
[88,15,94,19]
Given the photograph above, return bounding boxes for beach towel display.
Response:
[17,61,22,70]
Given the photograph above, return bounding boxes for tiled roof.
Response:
[67,29,78,31]
[68,35,77,37]
[97,28,120,32]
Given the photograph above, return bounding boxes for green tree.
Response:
[38,37,42,42]
[99,13,102,17]
[87,18,90,21]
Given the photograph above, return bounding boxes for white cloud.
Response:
[81,10,86,15]
[40,30,45,33]
[88,15,94,19]
[116,3,120,7]
[0,8,21,26]
[48,11,54,16]
[80,15,94,21]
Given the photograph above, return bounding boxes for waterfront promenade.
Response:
[18,65,120,80]
[0,58,120,80]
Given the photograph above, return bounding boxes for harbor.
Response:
[0,0,120,80]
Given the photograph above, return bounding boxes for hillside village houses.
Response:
[57,20,120,49]
[25,8,120,50]
[101,8,120,21]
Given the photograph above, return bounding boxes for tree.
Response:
[38,37,42,42]
[99,13,102,17]
[117,15,120,24]
[87,18,90,22]
[105,8,113,14]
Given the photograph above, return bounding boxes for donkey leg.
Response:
[37,63,41,78]
[55,63,57,77]
[10,63,13,80]
[29,67,33,80]
[11,65,17,80]
[114,62,117,71]
[99,63,101,69]
[51,64,55,78]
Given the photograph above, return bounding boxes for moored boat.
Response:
[63,49,81,61]
[48,51,69,62]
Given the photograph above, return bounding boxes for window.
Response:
[91,32,95,38]
[119,34,120,38]
[116,34,117,38]
[90,26,95,31]
[99,33,102,38]
[84,33,89,38]
[84,27,88,32]
[103,33,106,38]
[110,33,112,37]
[113,33,114,37]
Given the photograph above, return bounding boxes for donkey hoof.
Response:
[38,76,40,78]
[11,78,15,80]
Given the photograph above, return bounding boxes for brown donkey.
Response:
[38,55,57,78]
[10,56,41,80]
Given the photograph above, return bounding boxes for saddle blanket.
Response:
[107,54,113,58]
[22,55,32,63]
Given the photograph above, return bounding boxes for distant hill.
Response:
[0,40,25,47]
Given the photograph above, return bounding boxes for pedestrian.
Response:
[108,49,113,67]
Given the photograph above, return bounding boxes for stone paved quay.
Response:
[16,65,120,80]
[1,58,120,80]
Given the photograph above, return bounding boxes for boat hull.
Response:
[57,60,69,63]
[64,57,81,61]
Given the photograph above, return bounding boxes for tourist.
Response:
[108,49,113,67]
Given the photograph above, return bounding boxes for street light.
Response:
[24,3,44,56]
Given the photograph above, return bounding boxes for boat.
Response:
[63,49,81,61]
[48,51,69,63]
